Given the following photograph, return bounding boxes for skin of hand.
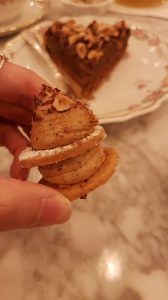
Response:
[0,61,45,180]
[0,61,71,230]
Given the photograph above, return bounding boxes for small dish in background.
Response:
[61,0,112,15]
[0,0,49,38]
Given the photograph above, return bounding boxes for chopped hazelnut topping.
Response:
[67,20,76,27]
[101,34,111,42]
[68,34,80,46]
[83,32,96,48]
[48,20,129,63]
[87,49,103,61]
[89,20,99,34]
[34,96,42,106]
[38,85,61,105]
[68,32,84,46]
[76,42,87,59]
[62,25,72,36]
[74,24,85,33]
[110,28,120,37]
[98,39,104,48]
[52,94,74,112]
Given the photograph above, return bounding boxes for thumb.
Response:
[0,177,71,231]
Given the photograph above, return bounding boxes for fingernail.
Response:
[36,194,71,226]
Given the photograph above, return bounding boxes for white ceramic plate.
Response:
[0,0,49,37]
[4,16,168,124]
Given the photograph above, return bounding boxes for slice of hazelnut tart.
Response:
[44,20,130,98]
[20,85,118,201]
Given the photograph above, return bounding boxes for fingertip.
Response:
[0,177,72,230]
[32,193,72,227]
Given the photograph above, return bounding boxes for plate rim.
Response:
[3,15,168,124]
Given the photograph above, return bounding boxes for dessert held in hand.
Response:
[20,85,118,200]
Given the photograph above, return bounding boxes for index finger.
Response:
[0,61,47,110]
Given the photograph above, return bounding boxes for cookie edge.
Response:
[39,147,118,201]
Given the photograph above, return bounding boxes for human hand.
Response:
[0,61,72,231]
[0,177,71,231]
[0,61,46,179]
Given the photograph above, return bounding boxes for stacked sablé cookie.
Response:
[20,85,118,200]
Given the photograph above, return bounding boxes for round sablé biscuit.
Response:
[39,148,118,201]
[19,126,105,168]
